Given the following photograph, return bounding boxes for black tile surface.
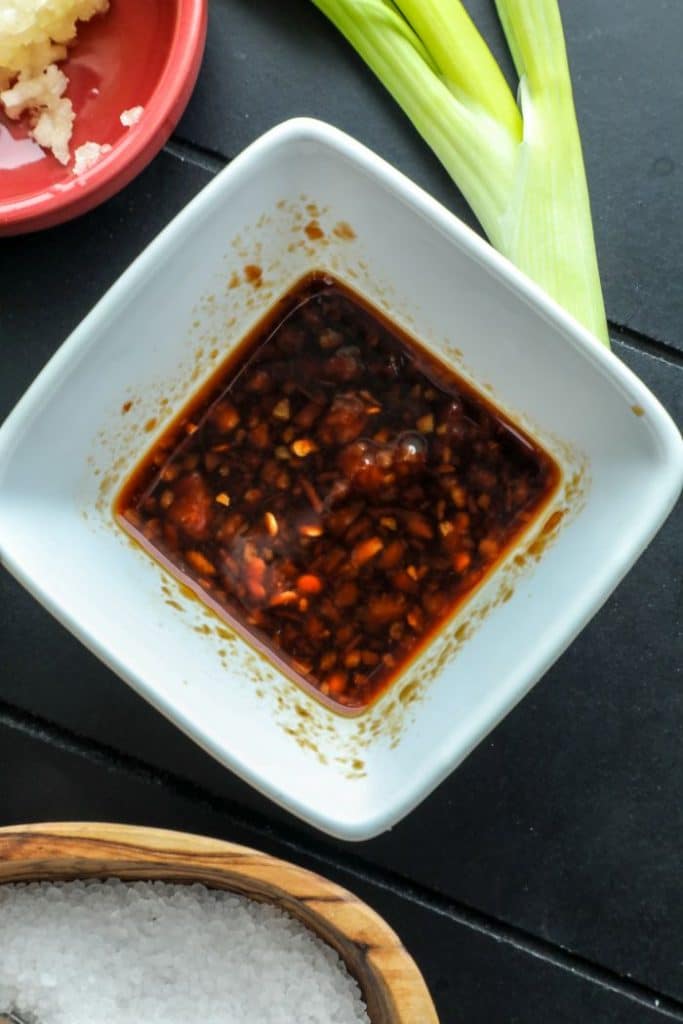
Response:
[1,143,682,1003]
[177,0,683,348]
[0,720,677,1024]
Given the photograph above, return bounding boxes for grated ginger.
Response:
[0,0,109,165]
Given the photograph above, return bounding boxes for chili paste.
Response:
[117,274,559,711]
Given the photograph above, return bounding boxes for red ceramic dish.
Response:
[0,0,207,236]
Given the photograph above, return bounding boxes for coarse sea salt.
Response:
[0,879,371,1024]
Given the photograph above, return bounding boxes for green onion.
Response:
[311,0,609,346]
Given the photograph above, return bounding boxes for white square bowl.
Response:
[0,119,681,840]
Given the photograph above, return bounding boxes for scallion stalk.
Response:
[311,0,609,346]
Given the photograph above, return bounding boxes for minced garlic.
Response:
[0,0,109,165]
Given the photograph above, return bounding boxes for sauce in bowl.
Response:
[117,274,559,711]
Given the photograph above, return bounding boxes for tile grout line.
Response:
[164,137,227,176]
[163,134,683,372]
[608,322,683,369]
[1,699,682,1020]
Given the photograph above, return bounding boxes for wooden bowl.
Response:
[0,823,438,1024]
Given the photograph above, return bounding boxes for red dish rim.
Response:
[0,0,208,236]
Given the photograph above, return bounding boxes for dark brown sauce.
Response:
[245,267,264,289]
[305,220,325,240]
[333,222,356,241]
[116,273,559,713]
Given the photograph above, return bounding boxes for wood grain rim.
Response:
[0,823,439,1024]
